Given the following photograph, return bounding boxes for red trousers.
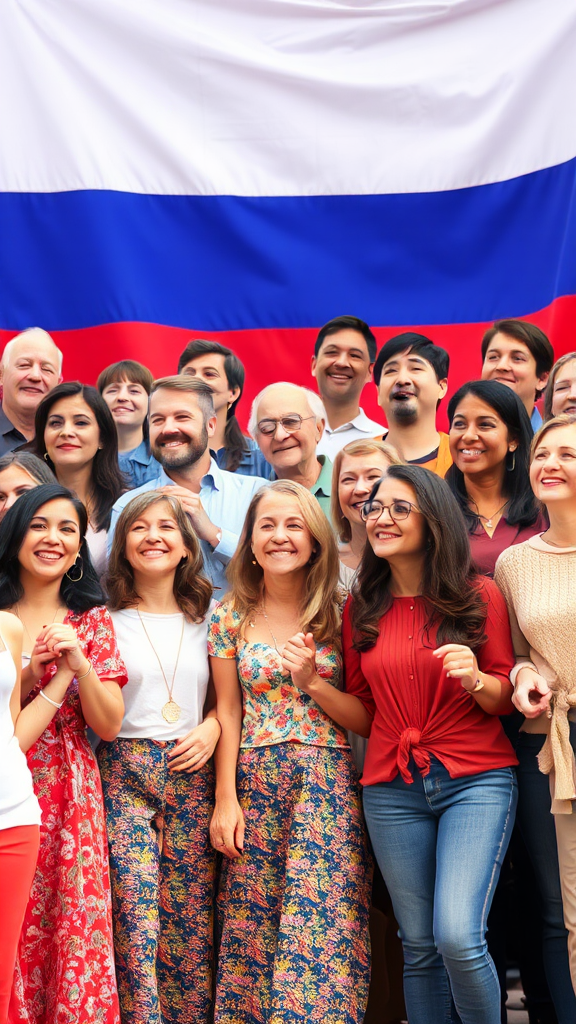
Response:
[0,825,39,1024]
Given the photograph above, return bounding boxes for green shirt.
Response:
[311,454,333,518]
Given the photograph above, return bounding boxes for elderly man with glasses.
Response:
[248,382,332,516]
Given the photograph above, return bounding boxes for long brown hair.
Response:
[106,492,212,621]
[350,465,487,652]
[331,438,404,542]
[226,480,341,645]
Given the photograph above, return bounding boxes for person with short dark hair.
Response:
[97,359,161,488]
[311,315,382,459]
[109,376,266,594]
[178,339,272,479]
[0,484,126,1024]
[373,332,451,475]
[480,319,554,430]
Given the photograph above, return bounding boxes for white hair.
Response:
[248,382,326,438]
[1,328,63,373]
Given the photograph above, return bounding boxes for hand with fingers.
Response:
[38,623,87,676]
[281,632,317,692]
[210,798,245,859]
[433,644,480,693]
[167,718,222,773]
[513,667,552,718]
[29,636,60,680]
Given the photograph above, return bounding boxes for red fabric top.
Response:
[343,578,517,785]
[468,513,547,577]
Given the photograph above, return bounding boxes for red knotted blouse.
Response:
[342,578,517,785]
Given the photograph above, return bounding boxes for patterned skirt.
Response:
[215,742,372,1024]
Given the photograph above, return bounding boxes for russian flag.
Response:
[1,0,575,428]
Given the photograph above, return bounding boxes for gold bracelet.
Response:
[468,676,485,694]
[76,661,93,681]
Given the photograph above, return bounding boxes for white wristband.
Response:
[38,688,64,710]
[510,661,537,688]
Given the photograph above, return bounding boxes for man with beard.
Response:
[373,332,451,476]
[108,376,267,593]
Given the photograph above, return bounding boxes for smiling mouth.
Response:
[160,438,189,447]
[374,530,400,540]
[140,548,169,556]
[57,444,81,450]
[34,551,63,562]
[459,448,486,457]
[391,391,415,401]
[272,443,299,453]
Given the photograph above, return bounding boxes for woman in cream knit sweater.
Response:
[495,415,576,1012]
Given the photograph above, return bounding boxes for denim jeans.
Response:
[363,758,517,1024]
[515,730,576,1023]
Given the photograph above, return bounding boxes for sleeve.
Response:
[476,579,515,706]
[83,607,128,687]
[342,598,376,720]
[213,529,238,563]
[107,501,122,555]
[493,554,531,660]
[207,601,240,659]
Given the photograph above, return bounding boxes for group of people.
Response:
[0,316,575,1024]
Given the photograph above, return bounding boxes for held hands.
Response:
[29,637,61,680]
[281,633,317,691]
[158,486,218,546]
[433,644,479,693]
[167,718,222,773]
[37,624,86,676]
[210,798,245,859]
[513,667,552,718]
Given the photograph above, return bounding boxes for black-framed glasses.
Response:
[361,499,421,522]
[256,414,315,436]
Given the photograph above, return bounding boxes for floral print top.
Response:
[208,601,349,749]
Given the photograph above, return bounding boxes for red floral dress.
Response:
[8,607,127,1024]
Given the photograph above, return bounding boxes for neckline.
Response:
[121,608,188,620]
[528,533,576,554]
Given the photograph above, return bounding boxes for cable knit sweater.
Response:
[495,534,576,814]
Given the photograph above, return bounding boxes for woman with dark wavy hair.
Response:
[26,381,127,575]
[302,465,517,1024]
[0,483,126,1023]
[99,492,220,1024]
[446,380,544,576]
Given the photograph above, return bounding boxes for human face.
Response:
[449,394,517,477]
[18,499,81,582]
[45,395,101,473]
[365,476,426,561]
[311,330,373,404]
[181,353,239,414]
[149,388,216,470]
[377,350,447,426]
[530,424,576,506]
[338,452,394,528]
[0,465,38,523]
[551,358,576,418]
[124,501,187,578]
[255,386,323,474]
[251,491,315,578]
[0,332,61,415]
[481,333,548,413]
[101,377,149,430]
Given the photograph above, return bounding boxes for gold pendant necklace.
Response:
[136,608,185,723]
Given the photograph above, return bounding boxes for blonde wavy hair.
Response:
[226,480,341,645]
[106,491,212,621]
[331,438,404,542]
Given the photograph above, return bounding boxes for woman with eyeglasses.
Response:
[289,465,518,1024]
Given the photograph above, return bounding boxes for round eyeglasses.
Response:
[361,499,421,522]
[257,414,315,436]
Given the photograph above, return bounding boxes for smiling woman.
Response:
[0,483,127,1024]
[98,360,161,487]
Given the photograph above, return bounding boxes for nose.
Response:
[273,422,291,441]
[144,524,162,542]
[541,451,560,471]
[460,423,479,443]
[28,363,42,380]
[45,525,61,544]
[5,494,18,511]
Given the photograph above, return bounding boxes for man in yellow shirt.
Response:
[373,332,452,477]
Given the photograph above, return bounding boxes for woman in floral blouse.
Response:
[0,484,126,1024]
[208,479,371,1024]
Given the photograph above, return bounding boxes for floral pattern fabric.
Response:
[214,743,372,1024]
[207,601,349,749]
[9,606,127,1024]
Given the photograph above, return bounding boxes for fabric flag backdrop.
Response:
[1,0,575,429]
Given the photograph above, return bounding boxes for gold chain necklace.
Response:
[470,499,509,530]
[249,598,300,654]
[136,608,185,723]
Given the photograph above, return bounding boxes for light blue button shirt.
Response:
[108,458,267,595]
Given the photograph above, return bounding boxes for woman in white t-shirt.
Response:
[0,611,40,1023]
[98,491,221,1024]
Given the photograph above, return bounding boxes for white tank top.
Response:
[0,642,41,830]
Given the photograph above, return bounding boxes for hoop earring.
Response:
[66,556,84,582]
[43,452,50,462]
[506,449,516,472]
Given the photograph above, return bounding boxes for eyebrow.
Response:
[30,516,78,526]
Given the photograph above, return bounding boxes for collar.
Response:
[0,404,25,439]
[312,454,332,496]
[156,456,222,492]
[324,407,375,435]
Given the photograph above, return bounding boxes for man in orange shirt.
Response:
[373,332,451,476]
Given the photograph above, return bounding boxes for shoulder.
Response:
[216,465,268,496]
[112,478,162,512]
[69,605,113,630]
[0,610,23,641]
[495,537,537,577]
[210,599,240,627]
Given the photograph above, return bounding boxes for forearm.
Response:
[306,675,373,737]
[20,664,40,701]
[14,668,74,751]
[213,706,242,799]
[469,672,514,715]
[78,668,124,741]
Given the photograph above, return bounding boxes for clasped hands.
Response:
[30,623,86,680]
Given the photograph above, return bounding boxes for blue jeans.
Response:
[363,758,517,1024]
[515,731,576,1023]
